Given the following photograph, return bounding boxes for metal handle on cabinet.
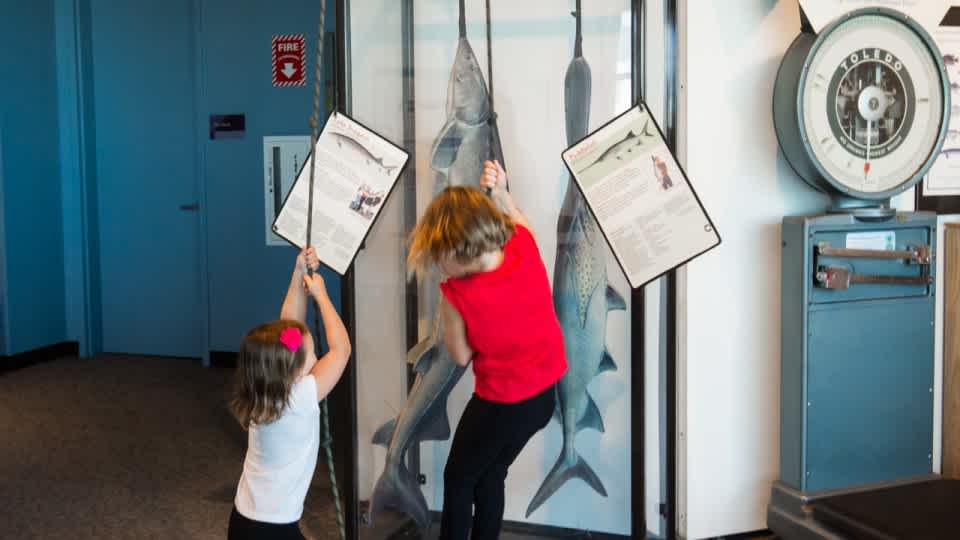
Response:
[815,265,932,290]
[816,242,930,264]
[179,203,200,212]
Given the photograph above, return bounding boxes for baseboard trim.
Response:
[210,350,237,369]
[0,341,80,375]
[501,518,630,539]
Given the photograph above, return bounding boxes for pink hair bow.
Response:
[279,327,302,352]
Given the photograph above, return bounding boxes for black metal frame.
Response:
[330,1,359,539]
[663,2,679,538]
[334,1,684,537]
[631,3,648,537]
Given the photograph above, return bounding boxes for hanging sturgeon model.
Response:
[367,0,505,530]
[526,2,627,518]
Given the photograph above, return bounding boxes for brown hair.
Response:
[407,185,515,275]
[230,319,309,429]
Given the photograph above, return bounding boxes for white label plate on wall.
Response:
[846,230,896,250]
[263,136,311,246]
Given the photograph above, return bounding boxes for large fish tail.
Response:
[368,461,431,530]
[526,450,607,517]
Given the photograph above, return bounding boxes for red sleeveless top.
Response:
[439,225,567,403]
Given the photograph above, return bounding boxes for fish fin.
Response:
[407,338,437,374]
[606,285,627,311]
[577,393,605,433]
[598,349,617,375]
[371,418,397,447]
[368,462,431,530]
[416,399,452,442]
[431,120,462,171]
[526,451,607,517]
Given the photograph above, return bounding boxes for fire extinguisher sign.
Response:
[272,34,306,87]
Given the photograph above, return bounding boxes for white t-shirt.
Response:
[235,375,320,524]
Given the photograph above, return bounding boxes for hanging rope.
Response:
[483,0,496,197]
[305,1,346,539]
[483,0,508,194]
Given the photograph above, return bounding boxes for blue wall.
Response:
[201,0,340,352]
[0,0,68,355]
[0,0,341,358]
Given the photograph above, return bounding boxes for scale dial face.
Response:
[800,13,946,196]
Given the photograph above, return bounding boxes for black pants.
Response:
[439,385,555,540]
[227,507,305,540]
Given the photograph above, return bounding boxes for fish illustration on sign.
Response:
[576,121,655,174]
[330,132,398,175]
[366,0,505,529]
[526,1,627,518]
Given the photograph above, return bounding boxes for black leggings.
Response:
[439,385,555,540]
[227,507,304,540]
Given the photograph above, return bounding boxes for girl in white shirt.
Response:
[228,247,351,540]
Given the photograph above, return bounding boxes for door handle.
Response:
[179,203,200,211]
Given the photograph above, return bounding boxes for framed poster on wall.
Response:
[919,5,960,213]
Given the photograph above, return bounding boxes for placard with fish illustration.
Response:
[563,103,721,289]
[272,111,409,274]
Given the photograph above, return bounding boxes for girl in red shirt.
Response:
[408,160,567,540]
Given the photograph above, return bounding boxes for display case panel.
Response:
[346,1,648,537]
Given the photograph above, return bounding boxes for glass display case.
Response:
[336,1,668,537]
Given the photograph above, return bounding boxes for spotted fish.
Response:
[526,1,627,518]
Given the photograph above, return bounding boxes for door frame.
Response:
[192,0,213,366]
[0,123,9,356]
[64,0,211,360]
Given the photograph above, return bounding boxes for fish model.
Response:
[366,0,504,529]
[330,132,398,175]
[577,121,655,175]
[526,1,627,518]
[367,317,465,530]
[429,0,505,189]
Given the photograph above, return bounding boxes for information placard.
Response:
[273,111,409,275]
[562,103,720,289]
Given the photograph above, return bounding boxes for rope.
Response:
[485,0,494,122]
[484,0,496,196]
[305,1,346,539]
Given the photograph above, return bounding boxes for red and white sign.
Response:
[272,34,306,87]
